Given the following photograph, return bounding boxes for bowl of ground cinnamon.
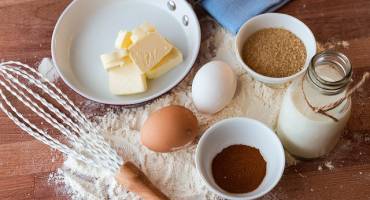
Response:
[235,13,316,85]
[195,118,285,199]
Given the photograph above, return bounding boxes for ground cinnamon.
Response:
[212,144,266,193]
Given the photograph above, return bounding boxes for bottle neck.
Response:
[306,51,352,96]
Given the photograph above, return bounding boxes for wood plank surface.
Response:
[0,0,369,200]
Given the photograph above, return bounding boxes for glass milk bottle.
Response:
[277,51,352,159]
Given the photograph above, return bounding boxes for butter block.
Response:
[129,32,173,73]
[140,22,156,33]
[100,49,128,70]
[146,48,183,79]
[131,27,147,43]
[108,62,147,95]
[130,23,157,43]
[115,31,132,49]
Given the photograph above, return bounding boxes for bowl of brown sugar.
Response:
[195,118,285,199]
[235,13,316,85]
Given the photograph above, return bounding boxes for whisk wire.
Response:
[0,62,122,174]
[0,89,98,168]
[10,62,122,165]
[2,67,119,172]
[0,68,82,144]
[8,62,122,167]
[5,67,84,135]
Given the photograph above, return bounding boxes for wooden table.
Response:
[0,0,369,199]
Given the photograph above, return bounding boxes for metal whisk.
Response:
[0,61,169,200]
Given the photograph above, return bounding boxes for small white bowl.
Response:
[235,13,316,85]
[195,118,285,200]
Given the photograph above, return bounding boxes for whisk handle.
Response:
[116,162,170,200]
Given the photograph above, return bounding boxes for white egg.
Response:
[192,60,237,114]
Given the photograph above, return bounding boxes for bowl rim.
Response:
[235,13,317,85]
[51,0,201,106]
[195,117,285,200]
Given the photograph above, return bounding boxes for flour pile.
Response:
[49,27,288,200]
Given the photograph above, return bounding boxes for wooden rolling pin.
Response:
[117,162,170,200]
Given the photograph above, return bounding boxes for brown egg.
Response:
[141,105,199,153]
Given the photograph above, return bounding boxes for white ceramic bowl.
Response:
[195,118,285,200]
[52,0,200,105]
[235,13,316,85]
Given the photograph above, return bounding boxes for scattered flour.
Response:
[49,27,292,200]
[321,40,350,50]
[324,161,335,170]
[38,57,60,82]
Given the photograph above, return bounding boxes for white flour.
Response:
[49,27,291,200]
[38,57,60,82]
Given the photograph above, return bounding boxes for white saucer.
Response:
[52,0,200,105]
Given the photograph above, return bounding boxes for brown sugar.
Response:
[242,28,307,78]
[212,144,266,193]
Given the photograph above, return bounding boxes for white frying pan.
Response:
[52,0,201,105]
